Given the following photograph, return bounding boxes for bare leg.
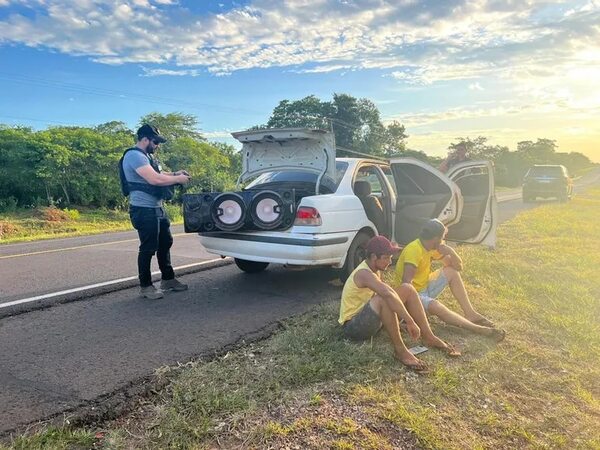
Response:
[394,284,458,353]
[442,266,490,323]
[428,300,495,335]
[369,296,427,368]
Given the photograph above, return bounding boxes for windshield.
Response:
[526,166,565,177]
[245,161,349,193]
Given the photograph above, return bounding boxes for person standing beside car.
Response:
[439,142,470,173]
[121,124,191,299]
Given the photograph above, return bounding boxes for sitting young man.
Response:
[394,219,505,341]
[339,235,461,373]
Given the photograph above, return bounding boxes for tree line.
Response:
[1,94,595,211]
[0,113,241,210]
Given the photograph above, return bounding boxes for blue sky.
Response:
[1,0,599,161]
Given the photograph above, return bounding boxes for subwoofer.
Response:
[248,189,294,230]
[183,188,296,233]
[211,192,247,231]
[183,192,220,233]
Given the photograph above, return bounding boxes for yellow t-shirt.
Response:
[394,239,443,291]
[338,260,378,324]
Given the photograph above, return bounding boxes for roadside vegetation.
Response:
[4,189,599,449]
[0,204,182,244]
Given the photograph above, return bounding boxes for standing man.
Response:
[339,236,461,374]
[121,124,191,299]
[394,219,505,341]
[439,142,469,173]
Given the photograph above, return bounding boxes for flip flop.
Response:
[472,317,496,328]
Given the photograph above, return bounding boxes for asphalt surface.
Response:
[0,225,215,303]
[1,169,598,434]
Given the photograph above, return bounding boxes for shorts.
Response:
[418,269,448,312]
[342,300,382,341]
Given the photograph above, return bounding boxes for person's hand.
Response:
[406,320,421,341]
[177,174,191,184]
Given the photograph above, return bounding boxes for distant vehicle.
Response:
[522,165,573,202]
[184,128,498,280]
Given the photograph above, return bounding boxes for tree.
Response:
[138,112,205,142]
[261,93,408,156]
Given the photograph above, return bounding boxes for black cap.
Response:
[137,124,166,143]
[420,219,447,240]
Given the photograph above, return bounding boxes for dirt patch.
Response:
[211,389,420,449]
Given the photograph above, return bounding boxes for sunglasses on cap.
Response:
[151,138,161,145]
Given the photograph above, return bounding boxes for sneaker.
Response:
[140,285,164,299]
[160,278,188,292]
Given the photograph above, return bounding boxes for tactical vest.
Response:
[118,148,174,200]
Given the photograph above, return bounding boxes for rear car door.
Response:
[445,161,497,247]
[389,158,462,246]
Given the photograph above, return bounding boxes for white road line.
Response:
[0,233,194,260]
[0,258,225,310]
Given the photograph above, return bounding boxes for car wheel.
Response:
[523,193,534,203]
[339,231,371,282]
[234,258,269,273]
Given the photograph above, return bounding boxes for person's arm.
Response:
[355,270,414,325]
[437,243,463,271]
[401,263,417,285]
[136,165,190,186]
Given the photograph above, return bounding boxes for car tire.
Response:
[339,231,371,282]
[523,193,534,203]
[234,258,269,273]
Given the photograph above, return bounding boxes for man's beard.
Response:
[145,142,155,154]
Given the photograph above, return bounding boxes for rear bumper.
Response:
[198,231,354,266]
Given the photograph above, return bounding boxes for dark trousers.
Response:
[129,206,175,287]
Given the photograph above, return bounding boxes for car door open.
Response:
[389,158,461,246]
[446,161,497,247]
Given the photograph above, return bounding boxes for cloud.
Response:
[140,66,201,77]
[0,0,599,100]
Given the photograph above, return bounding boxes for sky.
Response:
[1,0,599,161]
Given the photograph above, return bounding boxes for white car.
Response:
[195,128,497,279]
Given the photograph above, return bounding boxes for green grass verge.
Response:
[3,190,600,449]
[0,204,182,244]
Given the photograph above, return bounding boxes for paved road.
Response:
[0,225,215,303]
[1,169,598,434]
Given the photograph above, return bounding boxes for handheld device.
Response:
[408,345,429,355]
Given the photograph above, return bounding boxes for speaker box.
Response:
[246,189,295,231]
[183,192,220,233]
[183,189,296,233]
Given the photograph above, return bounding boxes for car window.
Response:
[527,166,564,177]
[246,161,348,191]
[354,165,387,196]
[381,166,396,195]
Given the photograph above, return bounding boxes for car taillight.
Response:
[294,206,322,226]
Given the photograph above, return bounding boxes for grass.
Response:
[0,204,183,244]
[3,189,600,449]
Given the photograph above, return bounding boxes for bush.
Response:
[63,208,81,220]
[0,196,18,213]
[36,207,70,222]
[164,203,183,222]
[0,220,21,239]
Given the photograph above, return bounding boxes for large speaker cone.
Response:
[211,193,246,231]
[250,191,285,230]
